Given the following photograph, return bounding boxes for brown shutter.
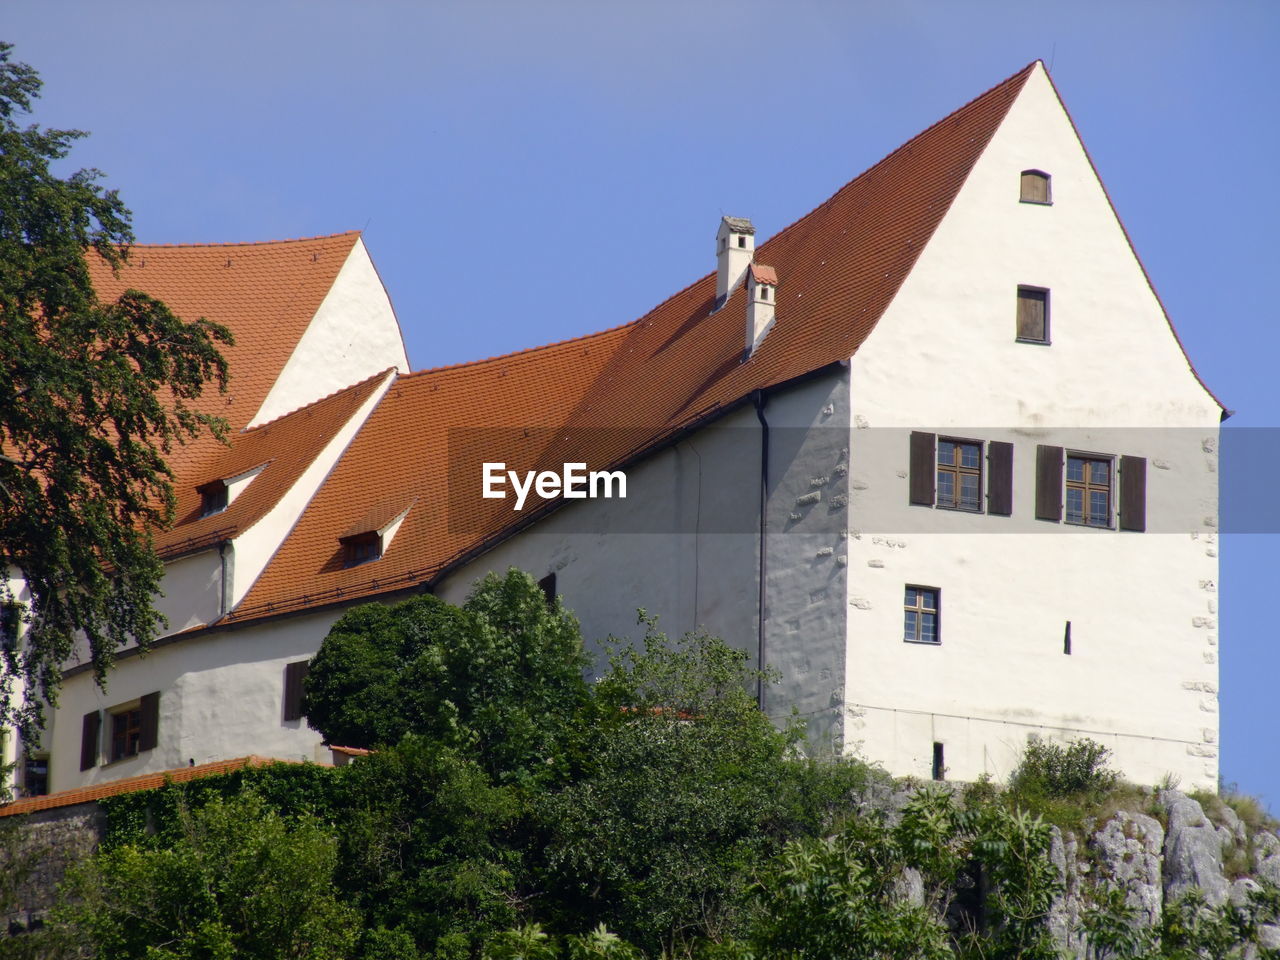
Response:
[1020,171,1050,203]
[1035,445,1063,521]
[1119,456,1147,532]
[1017,288,1048,341]
[138,692,160,752]
[283,660,310,722]
[909,432,936,506]
[987,441,1014,516]
[80,711,100,771]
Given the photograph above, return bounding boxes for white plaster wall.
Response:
[251,238,409,428]
[231,371,396,607]
[154,549,224,635]
[48,607,348,792]
[842,64,1221,790]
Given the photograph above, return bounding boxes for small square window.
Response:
[342,532,382,567]
[737,235,746,248]
[199,481,228,517]
[1020,169,1052,204]
[1016,287,1049,343]
[904,587,940,644]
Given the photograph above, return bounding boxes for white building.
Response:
[4,61,1224,800]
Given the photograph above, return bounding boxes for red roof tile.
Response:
[86,232,362,487]
[0,755,309,817]
[748,264,778,285]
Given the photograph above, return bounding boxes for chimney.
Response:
[715,216,755,307]
[746,263,777,355]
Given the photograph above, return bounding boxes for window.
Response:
[1020,169,1052,204]
[198,481,228,517]
[1066,455,1112,527]
[932,742,946,781]
[538,572,557,608]
[1035,446,1147,531]
[342,531,382,567]
[21,755,48,797]
[1016,286,1049,343]
[904,586,939,644]
[936,439,982,511]
[737,235,746,248]
[110,707,143,761]
[908,433,1013,516]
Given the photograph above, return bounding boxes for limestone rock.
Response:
[1255,831,1280,887]
[1163,791,1230,906]
[1092,811,1164,927]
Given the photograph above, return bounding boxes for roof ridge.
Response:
[122,230,362,250]
[401,320,636,381]
[754,61,1038,258]
[241,367,396,432]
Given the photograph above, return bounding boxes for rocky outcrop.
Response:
[1162,789,1230,906]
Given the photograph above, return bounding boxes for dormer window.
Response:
[338,500,415,569]
[1020,170,1051,204]
[198,481,228,517]
[341,532,382,567]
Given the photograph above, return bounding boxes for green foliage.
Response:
[0,43,232,740]
[1005,737,1123,827]
[59,791,357,960]
[304,570,590,784]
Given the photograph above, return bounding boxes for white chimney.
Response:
[746,263,777,355]
[715,216,755,307]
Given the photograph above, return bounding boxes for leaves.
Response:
[0,42,231,740]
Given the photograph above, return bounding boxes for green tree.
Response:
[0,43,232,741]
[303,570,590,783]
[59,791,358,960]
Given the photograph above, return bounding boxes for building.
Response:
[3,61,1224,800]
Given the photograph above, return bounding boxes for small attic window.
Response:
[1020,170,1052,204]
[342,532,382,567]
[760,285,770,301]
[737,235,747,248]
[198,481,228,517]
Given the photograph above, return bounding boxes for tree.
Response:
[303,570,590,783]
[58,791,358,960]
[0,43,232,742]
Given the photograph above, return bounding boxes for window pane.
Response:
[905,610,918,640]
[921,613,937,642]
[1066,457,1085,482]
[937,472,954,505]
[920,589,937,611]
[960,474,979,509]
[1091,461,1110,484]
[905,587,917,606]
[938,441,954,464]
[1066,488,1083,522]
[960,443,980,469]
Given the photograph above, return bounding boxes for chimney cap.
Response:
[720,216,756,235]
[749,263,778,285]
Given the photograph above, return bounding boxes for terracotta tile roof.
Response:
[86,232,362,483]
[340,499,417,540]
[230,323,633,618]
[225,64,1037,621]
[154,369,392,558]
[748,264,778,285]
[0,755,306,817]
[327,745,372,758]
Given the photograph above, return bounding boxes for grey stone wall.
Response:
[2,803,105,932]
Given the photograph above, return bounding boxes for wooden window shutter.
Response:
[138,692,160,752]
[1017,288,1048,341]
[283,661,310,721]
[909,432,936,506]
[80,711,100,771]
[1020,170,1050,203]
[987,441,1014,516]
[1119,456,1147,532]
[1035,445,1063,521]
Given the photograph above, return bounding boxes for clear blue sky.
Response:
[7,1,1278,806]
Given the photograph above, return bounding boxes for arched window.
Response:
[1020,170,1051,204]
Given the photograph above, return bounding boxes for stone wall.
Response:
[2,802,104,933]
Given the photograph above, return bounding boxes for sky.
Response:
[6,1,1280,807]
